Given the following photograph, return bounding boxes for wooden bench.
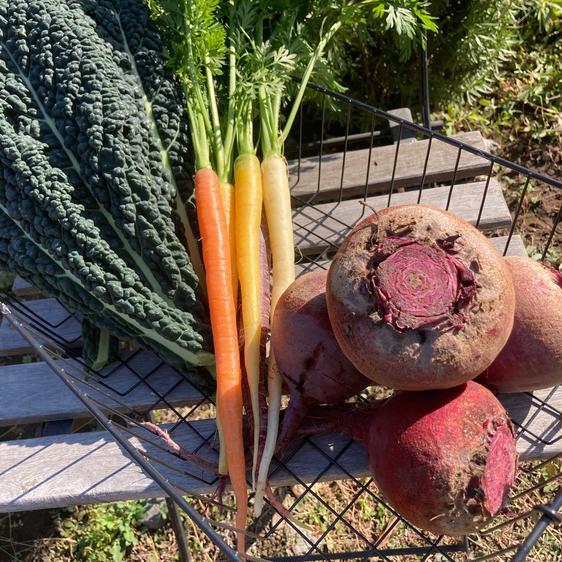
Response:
[1,127,559,523]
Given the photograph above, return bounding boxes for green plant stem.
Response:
[237,100,255,156]
[279,21,342,147]
[222,31,237,183]
[186,100,211,171]
[205,62,225,178]
[258,85,275,155]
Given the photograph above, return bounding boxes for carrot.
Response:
[219,181,238,302]
[234,149,263,487]
[252,18,342,516]
[148,2,249,551]
[215,19,239,481]
[216,180,236,477]
[195,167,247,553]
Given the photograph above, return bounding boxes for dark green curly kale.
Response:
[0,0,214,382]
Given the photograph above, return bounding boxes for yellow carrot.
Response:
[253,154,295,515]
[261,155,295,312]
[234,152,263,486]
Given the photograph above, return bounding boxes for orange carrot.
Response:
[195,167,247,554]
[219,180,238,303]
[217,180,237,477]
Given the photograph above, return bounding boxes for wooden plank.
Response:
[489,234,528,257]
[0,351,205,427]
[0,233,525,358]
[288,131,489,205]
[387,108,416,143]
[295,234,528,276]
[293,179,512,255]
[11,277,42,299]
[0,236,527,427]
[0,298,81,356]
[0,386,559,513]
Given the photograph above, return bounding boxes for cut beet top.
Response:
[365,382,518,535]
[327,204,516,390]
[368,237,476,331]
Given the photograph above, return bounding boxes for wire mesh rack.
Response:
[1,83,562,562]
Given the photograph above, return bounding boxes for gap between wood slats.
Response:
[0,384,559,512]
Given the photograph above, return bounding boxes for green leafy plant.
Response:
[56,502,147,562]
[526,245,562,269]
[310,0,438,105]
[439,1,562,151]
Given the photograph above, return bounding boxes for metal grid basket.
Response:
[2,84,562,562]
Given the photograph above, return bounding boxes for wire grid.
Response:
[2,84,562,561]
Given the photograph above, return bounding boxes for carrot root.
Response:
[254,154,295,516]
[234,153,263,488]
[195,168,247,554]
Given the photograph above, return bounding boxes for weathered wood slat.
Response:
[288,131,489,205]
[0,237,526,426]
[293,179,511,255]
[0,352,204,427]
[295,234,528,276]
[0,386,559,513]
[387,108,417,143]
[11,277,42,299]
[0,298,81,356]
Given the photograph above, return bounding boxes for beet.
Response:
[305,381,518,535]
[327,204,515,390]
[271,270,371,451]
[365,382,518,535]
[479,257,562,393]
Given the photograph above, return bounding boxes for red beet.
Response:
[307,381,518,535]
[479,257,562,393]
[365,382,517,535]
[327,204,515,390]
[271,270,371,451]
